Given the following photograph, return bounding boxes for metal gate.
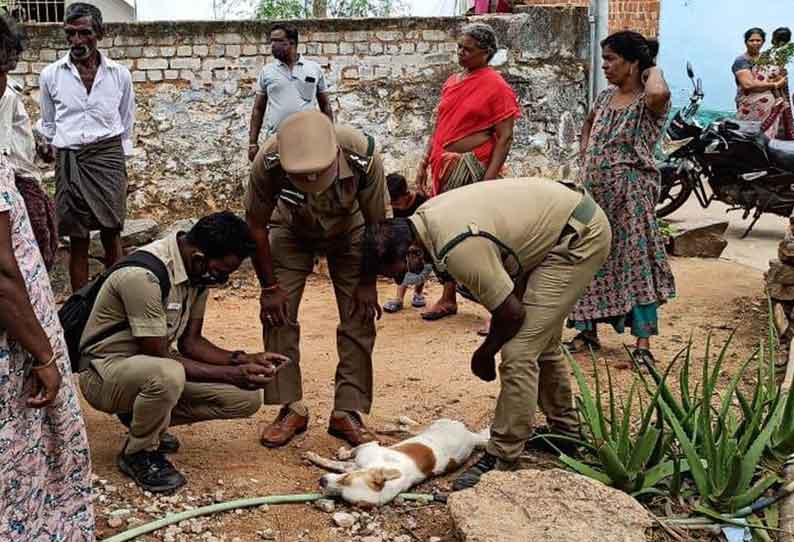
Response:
[4,0,66,23]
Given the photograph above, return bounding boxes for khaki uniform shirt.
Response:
[245,125,386,238]
[81,233,209,377]
[409,178,582,311]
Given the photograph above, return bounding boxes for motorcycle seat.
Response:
[768,139,794,172]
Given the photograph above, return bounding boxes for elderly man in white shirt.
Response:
[39,2,135,291]
[0,15,58,270]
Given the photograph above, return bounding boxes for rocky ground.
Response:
[81,256,767,542]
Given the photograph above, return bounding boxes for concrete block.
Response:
[170,57,201,70]
[355,42,369,54]
[21,49,39,61]
[370,42,383,54]
[143,47,160,58]
[216,33,242,44]
[226,45,241,57]
[400,43,416,54]
[242,45,258,56]
[138,58,169,70]
[211,45,225,57]
[24,75,38,88]
[177,46,193,57]
[194,45,209,56]
[375,30,403,41]
[10,62,29,75]
[416,42,432,54]
[313,31,340,42]
[344,31,370,42]
[40,49,58,62]
[30,63,48,75]
[161,47,176,57]
[422,30,449,41]
[323,43,339,55]
[127,47,143,58]
[132,71,147,82]
[164,70,180,80]
[339,42,354,55]
[147,70,164,82]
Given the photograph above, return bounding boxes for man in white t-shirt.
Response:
[248,23,334,162]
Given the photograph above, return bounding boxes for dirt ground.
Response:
[84,256,768,542]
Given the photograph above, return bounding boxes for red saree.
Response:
[429,67,521,195]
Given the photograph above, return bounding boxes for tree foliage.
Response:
[256,0,406,19]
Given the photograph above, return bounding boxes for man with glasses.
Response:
[38,3,135,290]
[246,110,385,449]
[248,22,333,162]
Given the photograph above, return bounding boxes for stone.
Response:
[315,499,335,513]
[258,529,276,540]
[107,517,125,528]
[89,218,159,256]
[138,58,168,70]
[109,509,132,519]
[780,227,794,265]
[667,219,729,258]
[332,512,356,528]
[447,469,652,542]
[768,260,794,287]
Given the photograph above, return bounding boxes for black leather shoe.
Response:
[117,413,180,454]
[117,450,186,493]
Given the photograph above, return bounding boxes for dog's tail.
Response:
[472,426,490,449]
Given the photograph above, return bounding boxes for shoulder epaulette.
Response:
[262,152,281,170]
[343,133,376,175]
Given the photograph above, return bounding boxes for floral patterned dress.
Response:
[0,155,95,542]
[568,88,676,338]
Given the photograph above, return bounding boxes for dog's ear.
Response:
[370,468,402,490]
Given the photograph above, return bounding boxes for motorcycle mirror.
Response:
[686,61,695,79]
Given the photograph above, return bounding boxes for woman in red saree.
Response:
[415,22,521,324]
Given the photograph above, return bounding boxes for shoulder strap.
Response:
[436,224,524,280]
[344,133,376,191]
[80,250,172,351]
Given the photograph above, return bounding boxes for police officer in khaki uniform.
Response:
[364,178,612,489]
[246,110,386,448]
[78,212,289,493]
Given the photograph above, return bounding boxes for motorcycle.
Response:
[656,63,794,237]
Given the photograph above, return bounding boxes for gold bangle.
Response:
[32,353,57,371]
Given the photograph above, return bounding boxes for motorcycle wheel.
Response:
[656,170,694,218]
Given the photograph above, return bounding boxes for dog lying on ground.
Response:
[304,419,488,506]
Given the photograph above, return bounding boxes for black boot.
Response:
[117,449,187,493]
[452,453,515,491]
[117,413,180,454]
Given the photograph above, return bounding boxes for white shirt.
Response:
[39,52,135,155]
[255,57,327,138]
[0,78,40,182]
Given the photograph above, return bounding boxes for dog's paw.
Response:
[337,447,354,460]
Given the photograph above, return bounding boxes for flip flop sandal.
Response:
[563,333,601,353]
[383,299,404,313]
[412,293,427,308]
[421,305,458,321]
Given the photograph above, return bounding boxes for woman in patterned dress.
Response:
[0,152,95,539]
[566,31,676,365]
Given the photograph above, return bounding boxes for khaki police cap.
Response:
[277,111,338,194]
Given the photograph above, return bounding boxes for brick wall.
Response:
[13,10,590,217]
[517,0,660,37]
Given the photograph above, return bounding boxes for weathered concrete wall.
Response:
[14,9,589,219]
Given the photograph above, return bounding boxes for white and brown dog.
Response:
[306,419,488,506]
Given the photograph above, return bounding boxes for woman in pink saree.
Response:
[733,27,793,140]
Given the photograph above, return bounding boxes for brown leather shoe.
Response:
[259,406,309,448]
[328,411,377,447]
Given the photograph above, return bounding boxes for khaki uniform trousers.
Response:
[261,225,376,412]
[486,205,612,463]
[79,356,262,455]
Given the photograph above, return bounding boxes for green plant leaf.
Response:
[558,454,612,485]
[658,397,710,497]
[566,352,604,442]
[598,443,632,491]
[627,427,661,473]
[728,474,780,512]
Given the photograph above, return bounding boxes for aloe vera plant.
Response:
[560,352,679,495]
[656,334,782,513]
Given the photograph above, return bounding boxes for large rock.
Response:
[667,219,729,258]
[447,469,652,542]
[89,218,160,256]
